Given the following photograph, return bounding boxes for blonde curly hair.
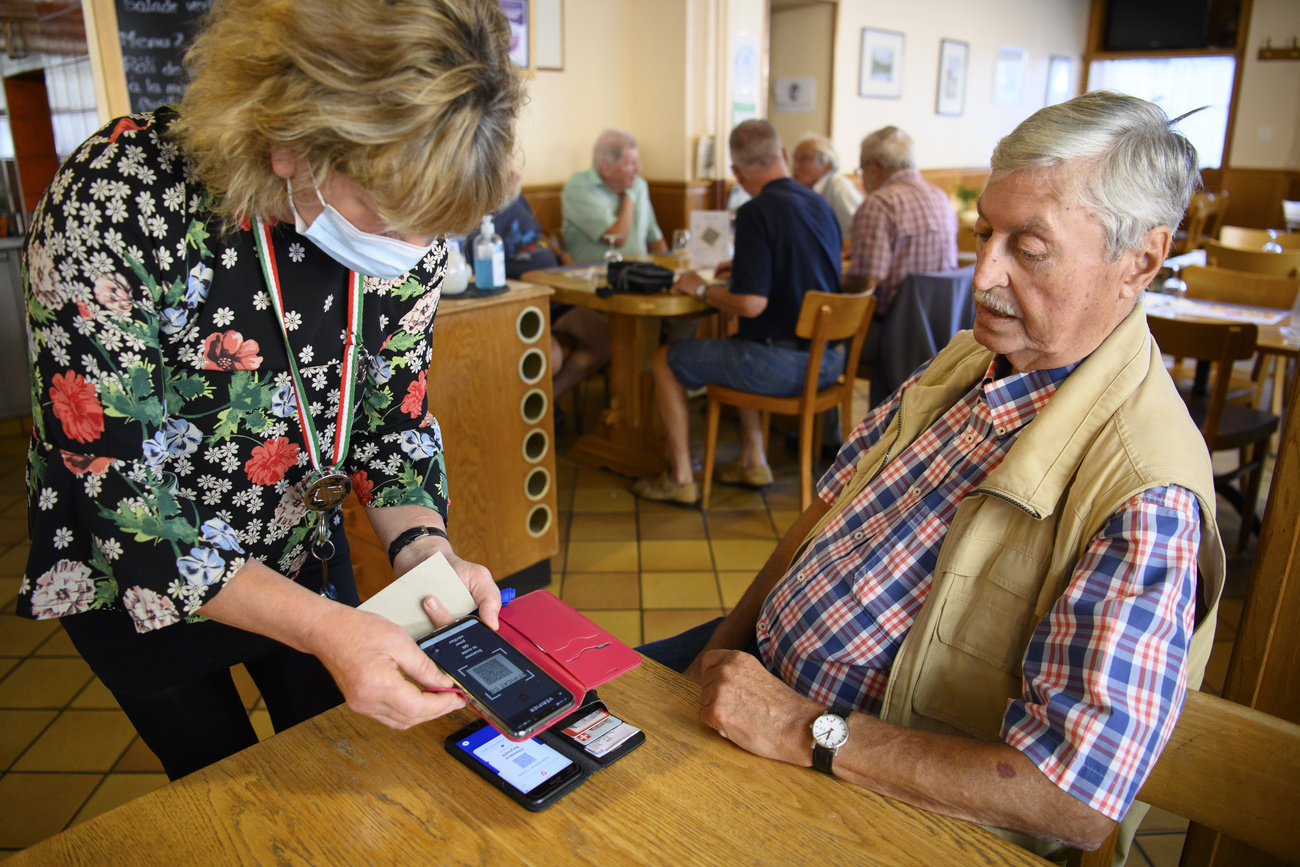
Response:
[172,0,524,236]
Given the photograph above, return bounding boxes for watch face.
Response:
[811,713,849,750]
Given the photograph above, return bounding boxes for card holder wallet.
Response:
[551,693,647,768]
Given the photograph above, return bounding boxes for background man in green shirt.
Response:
[562,129,668,264]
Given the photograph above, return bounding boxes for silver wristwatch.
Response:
[811,705,852,775]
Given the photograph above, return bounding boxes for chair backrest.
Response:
[1073,690,1300,866]
[1146,314,1258,446]
[793,289,877,397]
[1283,199,1300,231]
[1219,225,1300,250]
[1181,264,1300,310]
[1178,190,1229,252]
[1204,239,1300,277]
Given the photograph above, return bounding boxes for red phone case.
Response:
[496,590,642,709]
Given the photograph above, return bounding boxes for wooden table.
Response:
[1145,293,1297,430]
[522,263,710,478]
[10,660,1047,866]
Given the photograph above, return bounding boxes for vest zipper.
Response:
[969,487,1042,520]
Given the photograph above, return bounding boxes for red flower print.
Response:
[50,372,105,444]
[401,371,427,417]
[349,471,374,506]
[203,331,263,371]
[244,437,299,485]
[61,450,112,475]
[106,116,150,143]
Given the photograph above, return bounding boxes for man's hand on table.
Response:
[671,270,707,298]
[698,649,819,767]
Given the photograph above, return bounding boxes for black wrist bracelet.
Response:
[387,525,449,565]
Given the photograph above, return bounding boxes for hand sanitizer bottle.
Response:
[443,238,469,295]
[473,215,506,290]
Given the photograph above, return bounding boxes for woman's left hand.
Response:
[421,549,500,630]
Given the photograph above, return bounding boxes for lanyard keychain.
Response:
[254,220,364,594]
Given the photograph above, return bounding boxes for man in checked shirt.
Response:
[641,92,1224,863]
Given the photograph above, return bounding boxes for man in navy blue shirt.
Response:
[633,120,842,506]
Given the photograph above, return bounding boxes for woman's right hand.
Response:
[302,603,465,730]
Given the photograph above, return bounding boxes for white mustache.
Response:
[973,289,1019,318]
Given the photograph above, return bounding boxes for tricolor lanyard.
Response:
[253,219,363,563]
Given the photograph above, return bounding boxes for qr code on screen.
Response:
[467,654,525,693]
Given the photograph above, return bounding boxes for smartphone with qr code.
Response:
[418,616,577,740]
[446,719,587,810]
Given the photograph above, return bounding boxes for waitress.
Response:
[18,0,523,779]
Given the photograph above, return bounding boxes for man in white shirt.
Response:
[791,134,863,239]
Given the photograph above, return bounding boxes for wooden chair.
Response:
[1180,264,1300,413]
[701,290,876,512]
[1182,263,1300,310]
[1146,315,1280,551]
[1204,239,1300,278]
[1068,689,1300,867]
[1173,190,1229,254]
[1218,225,1300,250]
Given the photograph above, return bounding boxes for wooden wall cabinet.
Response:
[345,283,560,599]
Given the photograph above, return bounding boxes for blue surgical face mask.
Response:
[287,177,433,279]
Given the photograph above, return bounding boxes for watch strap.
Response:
[387,525,449,565]
[811,705,853,775]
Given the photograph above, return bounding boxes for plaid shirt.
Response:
[756,359,1199,820]
[846,168,958,315]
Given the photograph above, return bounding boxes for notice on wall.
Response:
[115,0,213,114]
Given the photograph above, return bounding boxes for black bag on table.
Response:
[600,261,675,297]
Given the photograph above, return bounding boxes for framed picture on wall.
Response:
[935,39,968,117]
[992,46,1025,106]
[1046,55,1072,105]
[499,0,530,69]
[536,0,563,71]
[858,28,905,99]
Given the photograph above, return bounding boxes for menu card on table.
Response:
[689,211,731,268]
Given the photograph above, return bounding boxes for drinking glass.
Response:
[602,233,623,271]
[1161,263,1187,301]
[671,229,691,264]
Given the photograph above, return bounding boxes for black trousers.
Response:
[61,532,356,781]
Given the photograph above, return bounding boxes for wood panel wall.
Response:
[1201,167,1300,231]
[522,170,989,245]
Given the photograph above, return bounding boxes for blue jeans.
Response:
[637,617,761,673]
[666,336,845,395]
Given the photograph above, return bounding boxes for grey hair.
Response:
[730,119,783,169]
[859,126,914,173]
[990,91,1202,261]
[593,129,636,167]
[797,133,838,172]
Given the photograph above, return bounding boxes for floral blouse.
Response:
[19,107,450,633]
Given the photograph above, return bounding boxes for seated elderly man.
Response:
[641,92,1225,862]
[562,129,667,264]
[844,126,957,316]
[791,134,863,238]
[632,120,842,505]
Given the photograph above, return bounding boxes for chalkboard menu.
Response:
[115,0,213,114]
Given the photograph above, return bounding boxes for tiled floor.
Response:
[0,373,1264,862]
